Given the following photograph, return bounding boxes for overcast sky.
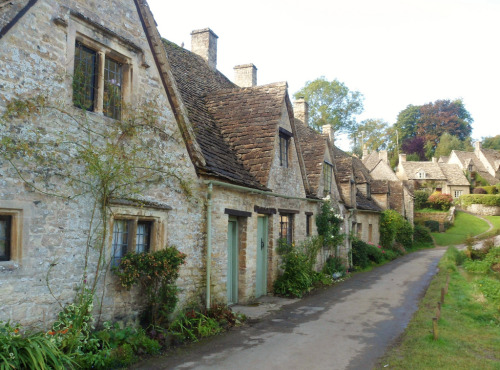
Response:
[147,0,500,150]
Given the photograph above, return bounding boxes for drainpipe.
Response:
[206,182,213,309]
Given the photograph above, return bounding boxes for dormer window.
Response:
[416,170,426,179]
[279,128,292,168]
[323,161,333,196]
[468,164,473,172]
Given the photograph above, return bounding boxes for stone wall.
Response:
[464,204,500,216]
[355,211,380,246]
[0,0,205,329]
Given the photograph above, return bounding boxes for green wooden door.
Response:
[227,218,238,304]
[256,215,268,298]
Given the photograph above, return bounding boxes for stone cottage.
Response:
[362,150,414,224]
[444,142,500,186]
[396,154,470,198]
[162,30,321,305]
[0,0,211,328]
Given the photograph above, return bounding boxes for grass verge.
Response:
[432,211,490,246]
[376,247,500,369]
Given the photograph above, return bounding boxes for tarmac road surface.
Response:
[133,247,447,370]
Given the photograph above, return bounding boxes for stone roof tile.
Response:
[0,0,34,38]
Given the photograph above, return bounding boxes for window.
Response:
[357,223,362,238]
[454,190,463,198]
[73,41,124,119]
[368,224,373,243]
[0,216,11,261]
[279,134,289,167]
[323,162,333,196]
[111,218,153,266]
[279,214,293,244]
[416,170,426,179]
[306,214,312,236]
[468,164,473,172]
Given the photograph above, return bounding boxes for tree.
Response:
[350,118,389,156]
[482,135,500,150]
[434,132,473,158]
[417,99,473,148]
[294,77,364,134]
[401,136,426,161]
[391,99,473,154]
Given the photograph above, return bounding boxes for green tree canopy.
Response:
[293,77,364,134]
[482,135,500,150]
[434,132,473,158]
[350,118,389,156]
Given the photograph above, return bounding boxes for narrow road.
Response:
[134,247,447,370]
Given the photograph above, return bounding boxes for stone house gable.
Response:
[0,0,205,328]
[446,148,498,185]
[477,146,500,181]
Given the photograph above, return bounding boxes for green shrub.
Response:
[322,255,346,277]
[114,246,186,326]
[427,192,453,210]
[459,194,500,207]
[414,189,431,210]
[274,248,313,297]
[413,224,433,244]
[0,322,74,370]
[482,186,498,194]
[352,239,370,269]
[169,309,222,342]
[379,209,403,248]
[396,220,413,248]
[424,220,440,232]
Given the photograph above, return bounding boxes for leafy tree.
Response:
[294,76,364,134]
[401,136,426,160]
[417,99,473,148]
[482,135,500,150]
[393,104,421,143]
[350,118,389,156]
[434,132,473,158]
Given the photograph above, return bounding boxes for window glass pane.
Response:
[323,163,332,195]
[73,42,96,111]
[112,220,128,266]
[136,222,151,253]
[280,215,288,240]
[279,135,289,167]
[0,217,11,261]
[103,57,122,120]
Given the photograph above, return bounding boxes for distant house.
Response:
[444,142,500,186]
[396,155,470,198]
[362,150,414,224]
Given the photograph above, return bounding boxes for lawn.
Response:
[485,215,500,230]
[432,211,489,246]
[376,247,500,369]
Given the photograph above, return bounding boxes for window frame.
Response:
[454,190,463,198]
[0,215,12,261]
[278,128,293,168]
[323,161,333,196]
[0,209,22,264]
[111,216,156,266]
[279,214,294,244]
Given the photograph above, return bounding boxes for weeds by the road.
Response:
[377,246,500,369]
[432,211,490,246]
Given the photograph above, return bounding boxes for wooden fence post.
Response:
[433,317,439,340]
[441,287,445,304]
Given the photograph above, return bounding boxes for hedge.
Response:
[459,194,500,207]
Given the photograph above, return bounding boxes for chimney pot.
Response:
[379,150,388,164]
[191,28,218,70]
[399,153,407,163]
[233,64,257,87]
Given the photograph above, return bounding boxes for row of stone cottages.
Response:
[0,0,411,329]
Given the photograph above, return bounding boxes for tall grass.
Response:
[432,211,489,246]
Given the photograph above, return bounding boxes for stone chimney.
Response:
[399,153,407,163]
[234,64,257,87]
[432,157,437,163]
[474,141,481,155]
[191,28,218,70]
[293,98,309,126]
[379,150,388,164]
[362,144,368,159]
[321,124,334,145]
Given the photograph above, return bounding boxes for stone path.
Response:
[132,247,447,370]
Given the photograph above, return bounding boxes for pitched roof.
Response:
[0,0,36,39]
[449,150,497,184]
[480,147,500,174]
[162,38,265,189]
[205,82,290,186]
[362,151,381,172]
[294,120,328,196]
[331,146,371,184]
[388,181,404,213]
[438,163,470,186]
[356,190,382,212]
[400,161,447,180]
[371,180,389,194]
